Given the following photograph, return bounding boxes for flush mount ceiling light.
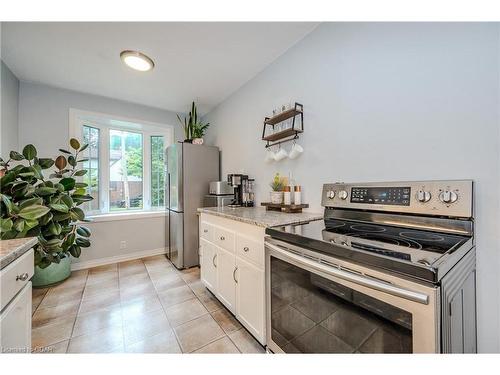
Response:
[120,50,155,72]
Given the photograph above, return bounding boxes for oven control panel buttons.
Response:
[439,190,458,204]
[326,190,335,199]
[416,190,432,203]
[338,190,348,200]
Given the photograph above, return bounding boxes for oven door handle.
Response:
[266,242,429,305]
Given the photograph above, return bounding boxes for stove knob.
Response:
[439,190,458,204]
[417,190,431,203]
[326,190,335,199]
[338,190,348,200]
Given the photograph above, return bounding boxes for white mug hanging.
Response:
[288,141,304,159]
[265,148,275,163]
[274,145,288,162]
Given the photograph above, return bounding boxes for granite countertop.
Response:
[197,206,323,228]
[0,237,38,270]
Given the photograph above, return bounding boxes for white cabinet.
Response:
[199,213,266,344]
[215,247,237,312]
[236,257,265,339]
[200,239,217,292]
[0,249,34,353]
[0,282,32,353]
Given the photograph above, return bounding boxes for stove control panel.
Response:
[322,180,473,218]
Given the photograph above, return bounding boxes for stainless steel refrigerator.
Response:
[165,142,219,269]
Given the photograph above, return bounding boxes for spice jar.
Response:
[294,185,301,205]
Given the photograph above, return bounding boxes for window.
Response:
[151,136,165,209]
[109,130,143,211]
[70,109,173,216]
[82,125,100,212]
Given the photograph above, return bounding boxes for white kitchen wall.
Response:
[17,82,184,267]
[205,23,500,352]
[1,60,20,155]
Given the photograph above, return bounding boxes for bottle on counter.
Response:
[294,185,302,205]
[284,186,292,205]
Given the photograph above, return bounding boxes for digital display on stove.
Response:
[351,187,411,206]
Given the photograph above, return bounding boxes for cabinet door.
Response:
[236,257,265,343]
[0,282,32,353]
[200,239,217,292]
[216,246,236,313]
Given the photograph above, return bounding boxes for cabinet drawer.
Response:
[213,226,235,252]
[200,221,213,242]
[236,234,264,267]
[1,250,34,311]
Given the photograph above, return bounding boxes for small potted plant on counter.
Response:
[0,139,93,287]
[269,173,286,204]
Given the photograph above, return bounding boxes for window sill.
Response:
[87,210,167,223]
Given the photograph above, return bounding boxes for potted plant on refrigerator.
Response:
[269,173,286,204]
[0,139,93,287]
[177,101,209,144]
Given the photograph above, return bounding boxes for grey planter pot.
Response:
[32,256,71,288]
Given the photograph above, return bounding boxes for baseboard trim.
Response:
[70,247,168,271]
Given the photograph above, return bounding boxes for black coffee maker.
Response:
[227,174,254,207]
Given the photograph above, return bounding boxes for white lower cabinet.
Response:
[0,282,32,353]
[235,257,265,340]
[216,246,237,312]
[199,213,266,344]
[200,239,217,292]
[0,249,34,353]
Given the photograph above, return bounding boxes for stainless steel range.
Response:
[265,180,476,353]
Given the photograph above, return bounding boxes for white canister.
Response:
[284,186,291,205]
[294,185,302,205]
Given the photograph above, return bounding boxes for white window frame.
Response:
[69,108,173,218]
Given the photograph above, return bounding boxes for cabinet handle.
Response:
[243,246,249,252]
[233,267,238,283]
[203,229,208,233]
[212,254,217,268]
[16,272,29,281]
[220,236,225,241]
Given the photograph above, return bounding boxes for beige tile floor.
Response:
[31,255,265,354]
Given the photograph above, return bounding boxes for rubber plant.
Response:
[0,138,93,269]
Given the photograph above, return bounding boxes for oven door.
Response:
[265,239,439,353]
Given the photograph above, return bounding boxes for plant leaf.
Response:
[18,205,50,220]
[49,203,69,213]
[68,155,77,167]
[59,177,76,191]
[55,155,68,170]
[77,226,91,237]
[58,149,72,155]
[35,187,58,196]
[22,144,37,160]
[79,143,89,152]
[9,151,24,161]
[74,170,87,177]
[70,138,81,150]
[38,158,54,169]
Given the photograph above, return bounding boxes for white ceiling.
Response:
[1,22,318,114]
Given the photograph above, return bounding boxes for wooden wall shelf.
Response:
[262,128,303,142]
[262,102,304,148]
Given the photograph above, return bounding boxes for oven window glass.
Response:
[270,256,413,353]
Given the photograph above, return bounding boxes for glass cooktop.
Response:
[267,218,470,272]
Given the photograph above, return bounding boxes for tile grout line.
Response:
[145,257,185,353]
[66,269,91,353]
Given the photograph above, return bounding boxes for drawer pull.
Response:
[220,236,225,241]
[212,254,217,268]
[243,246,250,252]
[203,229,208,233]
[16,272,29,281]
